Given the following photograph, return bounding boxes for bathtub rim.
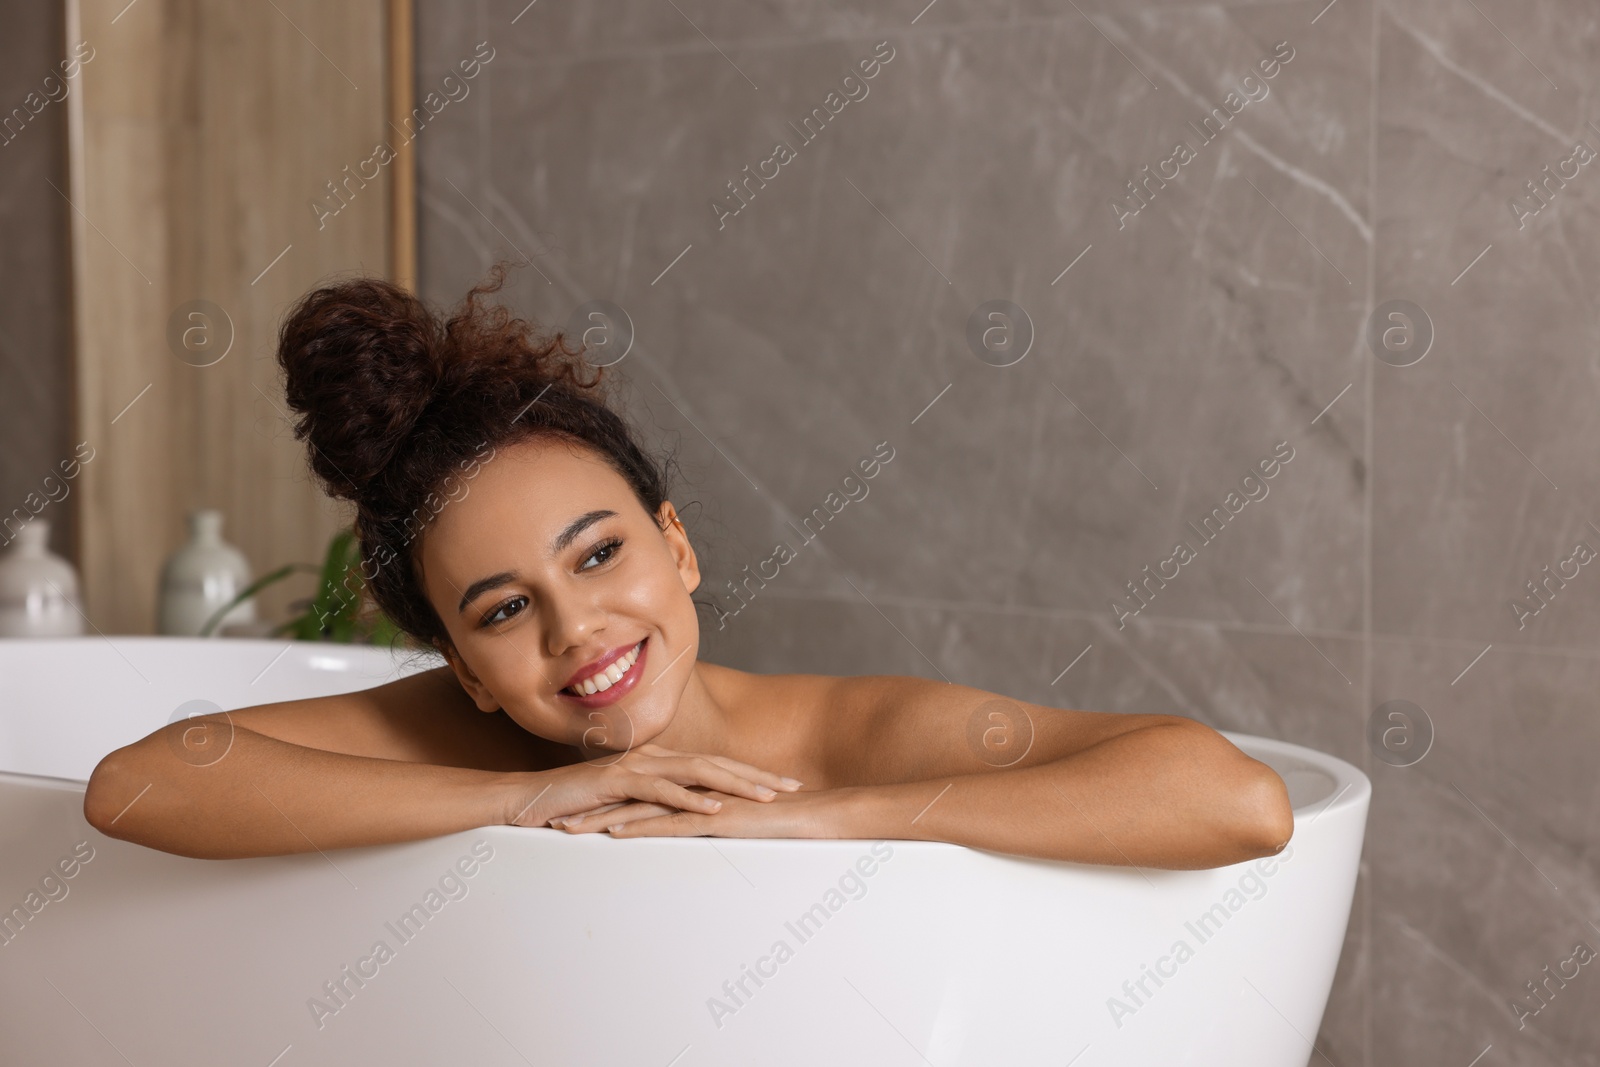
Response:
[1217,729,1370,818]
[6,732,1368,816]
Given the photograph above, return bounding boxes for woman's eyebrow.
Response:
[458,572,517,615]
[550,509,616,554]
[456,510,619,614]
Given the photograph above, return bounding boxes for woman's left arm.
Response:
[813,718,1294,870]
[559,681,1295,871]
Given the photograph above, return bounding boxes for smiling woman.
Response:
[83,264,1293,870]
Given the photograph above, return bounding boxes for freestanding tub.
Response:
[0,638,1368,1066]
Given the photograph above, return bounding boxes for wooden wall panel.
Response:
[69,0,395,633]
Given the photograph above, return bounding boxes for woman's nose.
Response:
[544,592,608,655]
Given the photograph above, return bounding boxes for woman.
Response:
[84,267,1294,869]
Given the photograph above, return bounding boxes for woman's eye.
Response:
[483,596,528,627]
[582,537,623,570]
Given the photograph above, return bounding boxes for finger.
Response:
[559,801,671,832]
[638,776,731,814]
[653,757,791,803]
[695,754,804,792]
[607,810,709,838]
[640,748,802,792]
[589,763,723,815]
[549,800,627,826]
[562,786,735,830]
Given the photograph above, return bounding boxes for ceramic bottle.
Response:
[0,520,85,637]
[158,509,256,636]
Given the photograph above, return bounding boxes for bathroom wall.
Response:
[66,0,393,632]
[0,3,76,563]
[413,3,1600,1064]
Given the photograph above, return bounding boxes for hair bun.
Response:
[276,277,445,502]
[272,263,668,645]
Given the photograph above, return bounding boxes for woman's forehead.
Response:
[421,439,635,567]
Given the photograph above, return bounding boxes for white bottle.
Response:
[0,520,86,637]
[158,509,257,636]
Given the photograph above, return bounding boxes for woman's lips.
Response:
[557,637,648,708]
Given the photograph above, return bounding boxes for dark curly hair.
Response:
[276,262,677,647]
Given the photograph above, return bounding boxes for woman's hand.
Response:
[552,786,842,840]
[503,742,802,829]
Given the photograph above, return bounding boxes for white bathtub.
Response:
[0,638,1368,1066]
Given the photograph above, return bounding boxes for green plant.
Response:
[199,528,403,644]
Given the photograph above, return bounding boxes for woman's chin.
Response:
[559,700,674,756]
[499,664,678,753]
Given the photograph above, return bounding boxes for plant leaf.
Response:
[198,562,320,637]
[305,529,361,634]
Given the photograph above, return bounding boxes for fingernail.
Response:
[607,824,624,833]
[780,777,803,788]
[551,817,572,827]
[707,798,723,809]
[757,785,777,798]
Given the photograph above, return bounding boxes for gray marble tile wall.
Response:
[414,3,1600,1063]
[0,2,76,560]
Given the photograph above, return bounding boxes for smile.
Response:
[559,638,647,705]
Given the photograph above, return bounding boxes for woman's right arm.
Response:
[82,666,556,859]
[82,664,799,860]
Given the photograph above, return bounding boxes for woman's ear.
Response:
[657,501,701,595]
[436,640,501,713]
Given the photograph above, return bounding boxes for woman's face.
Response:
[417,437,702,752]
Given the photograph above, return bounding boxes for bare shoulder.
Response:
[202,664,577,773]
[822,673,1188,787]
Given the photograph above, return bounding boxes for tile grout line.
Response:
[486,4,1332,67]
[1362,0,1380,1063]
[743,585,1600,664]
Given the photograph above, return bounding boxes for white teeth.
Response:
[570,642,642,696]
